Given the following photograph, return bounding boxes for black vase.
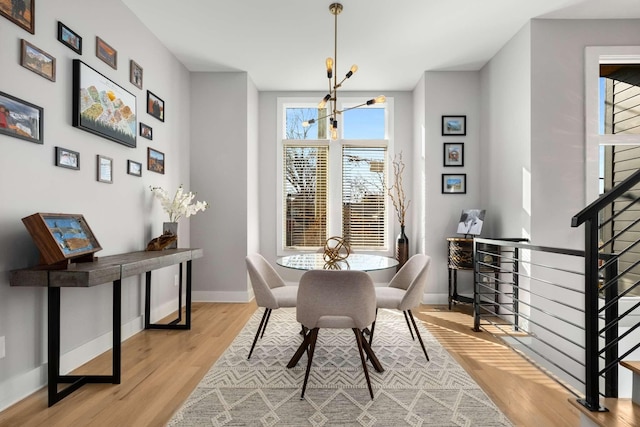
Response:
[396,225,409,271]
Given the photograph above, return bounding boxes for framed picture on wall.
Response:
[55,147,80,170]
[127,160,142,177]
[130,60,143,89]
[97,155,113,183]
[139,122,152,140]
[72,59,137,148]
[443,142,464,167]
[20,39,56,82]
[57,21,82,54]
[147,90,164,122]
[0,91,43,144]
[96,36,117,69]
[147,147,165,174]
[442,115,466,136]
[442,173,467,194]
[0,0,34,34]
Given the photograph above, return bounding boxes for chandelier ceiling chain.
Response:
[303,3,386,140]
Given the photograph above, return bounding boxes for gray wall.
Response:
[0,0,191,408]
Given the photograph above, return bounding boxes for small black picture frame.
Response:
[57,21,82,54]
[147,147,165,174]
[140,122,152,140]
[442,173,467,194]
[442,115,466,136]
[127,160,142,177]
[147,90,164,122]
[130,60,143,89]
[443,142,464,167]
[55,147,80,170]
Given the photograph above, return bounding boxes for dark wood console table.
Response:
[9,248,203,406]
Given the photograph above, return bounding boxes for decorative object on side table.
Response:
[387,152,411,270]
[149,185,209,250]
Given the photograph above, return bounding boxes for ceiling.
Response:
[121,0,640,92]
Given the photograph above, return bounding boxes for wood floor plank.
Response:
[0,302,581,426]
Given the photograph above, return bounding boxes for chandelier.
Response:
[303,3,385,140]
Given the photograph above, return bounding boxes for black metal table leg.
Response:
[145,261,192,330]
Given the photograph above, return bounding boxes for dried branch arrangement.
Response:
[387,152,411,226]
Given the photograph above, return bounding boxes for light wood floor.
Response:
[0,302,580,427]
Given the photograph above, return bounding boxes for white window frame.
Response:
[276,96,394,256]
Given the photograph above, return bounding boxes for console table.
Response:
[9,248,203,406]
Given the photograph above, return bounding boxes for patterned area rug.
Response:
[168,308,513,426]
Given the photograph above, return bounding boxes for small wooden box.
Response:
[22,213,102,265]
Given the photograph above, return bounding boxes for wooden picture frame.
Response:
[97,154,113,183]
[442,173,467,194]
[57,21,82,54]
[130,60,143,89]
[95,36,117,69]
[147,147,165,174]
[0,91,43,144]
[139,122,152,140]
[443,142,464,167]
[55,147,80,170]
[147,90,164,122]
[127,160,142,177]
[20,39,56,82]
[21,212,102,265]
[72,59,137,148]
[442,115,466,136]
[0,0,34,34]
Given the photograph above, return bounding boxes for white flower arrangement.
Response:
[150,185,209,222]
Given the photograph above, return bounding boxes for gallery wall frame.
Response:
[0,0,34,34]
[57,21,82,54]
[97,154,113,183]
[147,90,164,122]
[21,212,102,265]
[55,147,80,170]
[139,122,152,140]
[442,173,467,194]
[443,142,464,167]
[130,60,143,89]
[127,160,142,177]
[20,39,56,82]
[0,91,43,144]
[147,147,165,174]
[95,36,117,69]
[72,59,137,148]
[442,115,466,136]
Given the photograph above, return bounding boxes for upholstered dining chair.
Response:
[370,253,431,361]
[286,269,382,400]
[245,253,298,359]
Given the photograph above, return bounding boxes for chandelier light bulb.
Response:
[346,64,358,78]
[326,57,334,78]
[331,127,338,140]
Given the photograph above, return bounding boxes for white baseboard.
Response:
[193,291,252,303]
[0,297,180,412]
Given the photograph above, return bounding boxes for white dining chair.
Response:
[245,253,297,359]
[370,253,431,361]
[286,269,382,400]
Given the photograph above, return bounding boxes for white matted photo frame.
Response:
[443,142,464,167]
[442,173,466,194]
[442,115,466,136]
[97,154,113,183]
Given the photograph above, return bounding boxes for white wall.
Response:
[422,71,482,303]
[0,0,191,409]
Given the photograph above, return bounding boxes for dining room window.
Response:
[278,98,392,254]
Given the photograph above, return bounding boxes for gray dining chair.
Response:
[286,269,382,400]
[245,253,297,359]
[370,253,431,361]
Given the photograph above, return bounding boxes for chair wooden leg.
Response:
[368,308,378,346]
[407,310,429,361]
[403,310,415,340]
[287,326,312,368]
[248,308,271,359]
[301,328,318,400]
[354,329,374,400]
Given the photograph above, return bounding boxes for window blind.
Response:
[342,146,387,248]
[283,145,328,248]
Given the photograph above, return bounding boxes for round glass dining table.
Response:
[276,253,398,272]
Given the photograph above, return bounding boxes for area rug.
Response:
[168,308,512,426]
